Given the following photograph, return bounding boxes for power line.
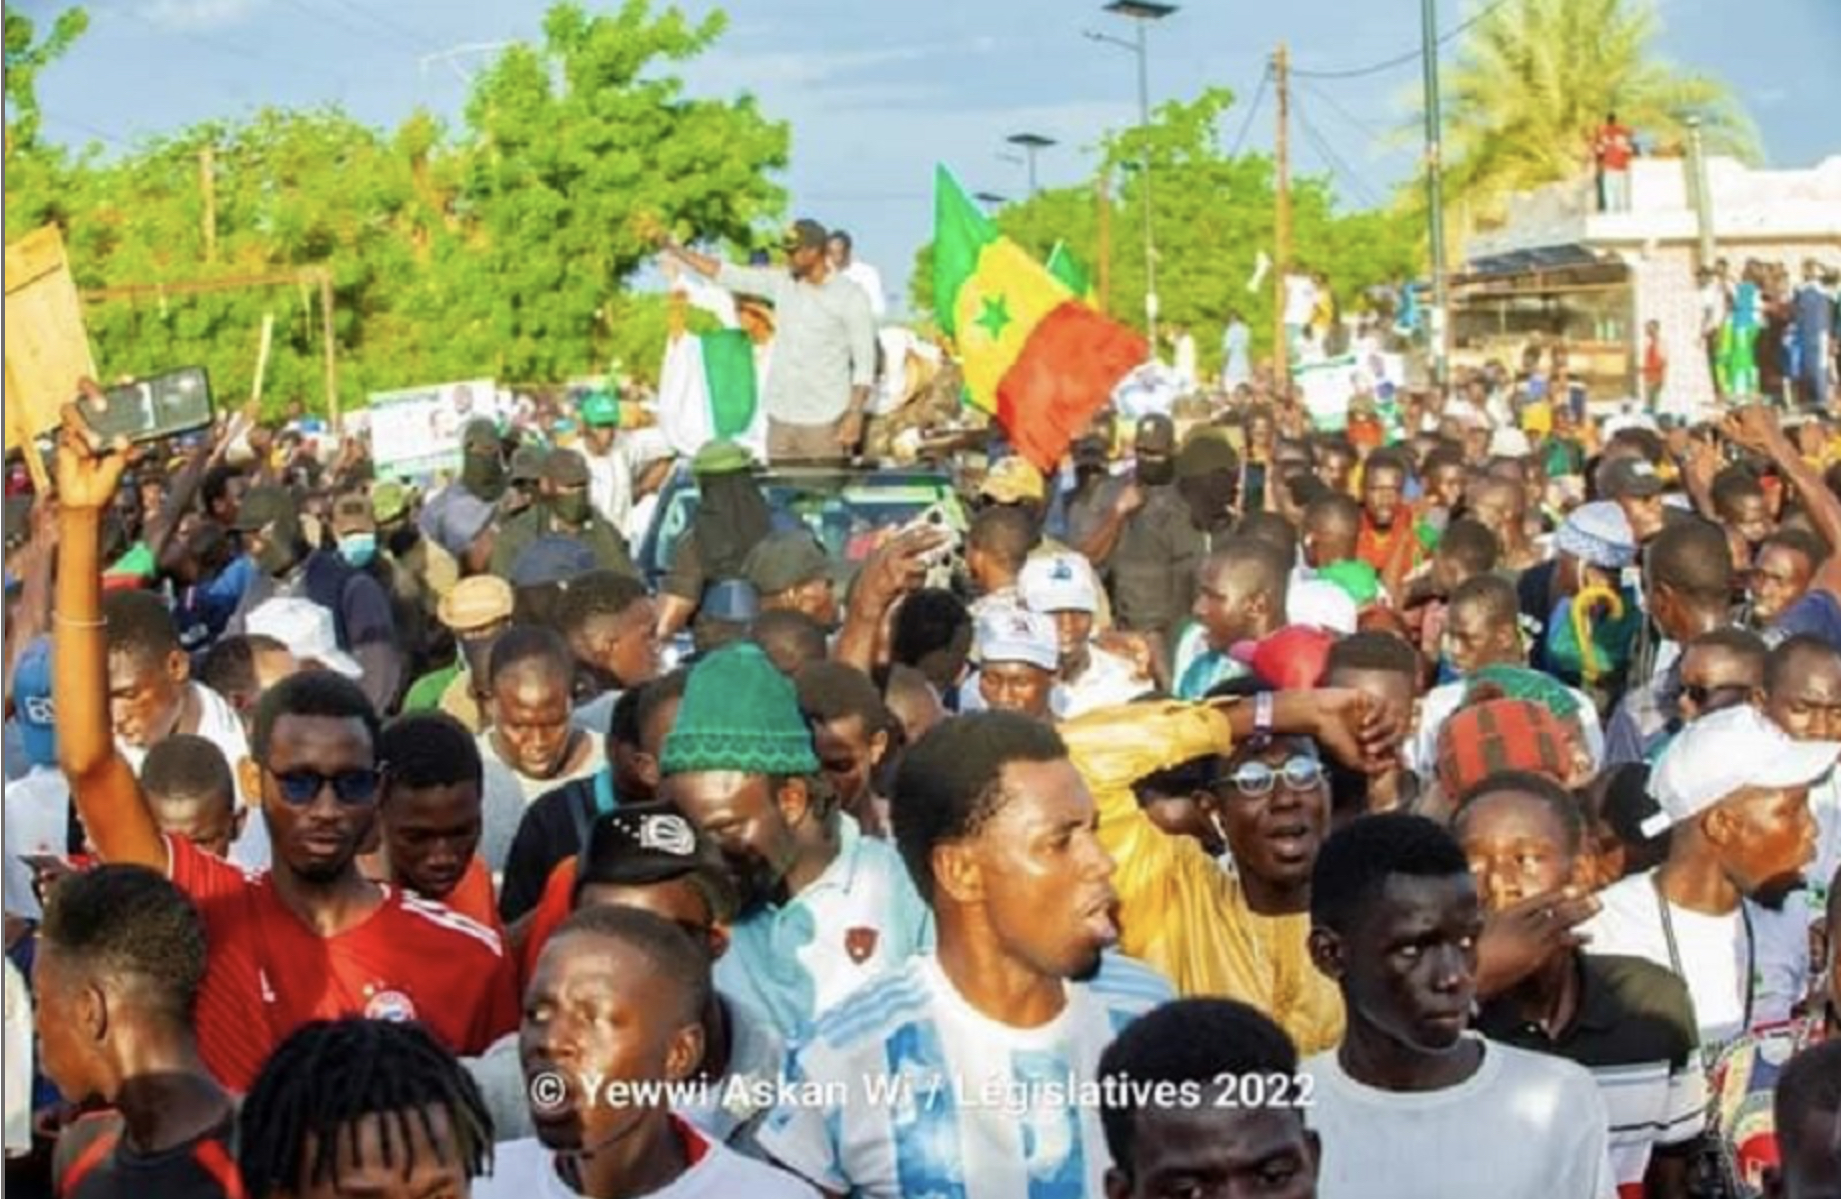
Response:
[115,4,360,90]
[40,112,129,147]
[1292,0,1512,80]
[269,0,426,54]
[1225,65,1271,158]
[1298,80,1411,158]
[1292,92,1385,209]
[317,0,433,53]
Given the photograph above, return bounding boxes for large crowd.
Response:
[3,221,1839,1199]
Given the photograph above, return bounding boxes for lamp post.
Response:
[1420,0,1449,390]
[973,191,1010,214]
[1087,0,1177,349]
[1006,133,1057,197]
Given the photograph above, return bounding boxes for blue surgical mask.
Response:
[337,533,377,569]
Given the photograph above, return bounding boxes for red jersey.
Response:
[168,835,520,1093]
[441,856,506,941]
[520,857,579,989]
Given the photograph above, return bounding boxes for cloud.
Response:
[138,0,264,31]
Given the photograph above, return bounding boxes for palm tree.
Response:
[1428,0,1758,239]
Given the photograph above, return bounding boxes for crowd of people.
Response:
[4,216,1841,1199]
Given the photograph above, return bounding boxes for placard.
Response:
[5,226,97,459]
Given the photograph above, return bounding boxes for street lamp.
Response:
[973,191,1010,213]
[1088,0,1177,348]
[1006,132,1057,197]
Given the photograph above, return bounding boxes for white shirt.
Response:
[841,260,887,319]
[1283,274,1318,327]
[1581,869,1810,1045]
[478,1122,818,1199]
[1057,645,1151,720]
[583,442,633,534]
[476,729,607,805]
[1303,1038,1616,1199]
[3,958,30,1158]
[715,815,934,1041]
[1408,677,1605,777]
[4,765,71,858]
[117,682,271,870]
[1172,333,1198,389]
[754,953,1173,1199]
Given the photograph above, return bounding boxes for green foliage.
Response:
[4,6,89,149]
[1430,0,1757,243]
[910,87,1421,373]
[3,1,789,418]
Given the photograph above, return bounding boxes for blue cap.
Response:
[11,637,56,767]
[702,579,760,623]
[511,536,598,588]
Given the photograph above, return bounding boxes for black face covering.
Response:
[1137,458,1176,488]
[461,453,506,503]
[1179,471,1239,532]
[383,522,419,559]
[551,492,592,527]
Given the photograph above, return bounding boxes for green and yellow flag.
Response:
[1045,241,1096,305]
[933,166,1145,471]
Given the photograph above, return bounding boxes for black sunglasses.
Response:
[264,765,382,806]
[1681,683,1750,711]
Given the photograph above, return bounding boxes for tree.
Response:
[1434,0,1757,239]
[4,1,790,415]
[910,87,1420,373]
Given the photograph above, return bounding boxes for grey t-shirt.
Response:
[714,263,877,426]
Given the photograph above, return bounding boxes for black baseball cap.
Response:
[783,218,829,253]
[576,801,739,922]
[1599,457,1664,500]
[1136,414,1177,457]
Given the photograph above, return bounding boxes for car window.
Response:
[646,476,958,579]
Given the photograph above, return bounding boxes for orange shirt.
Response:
[169,835,520,1092]
[520,858,579,988]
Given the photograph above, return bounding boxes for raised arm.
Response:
[51,396,169,871]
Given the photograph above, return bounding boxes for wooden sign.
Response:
[5,225,96,460]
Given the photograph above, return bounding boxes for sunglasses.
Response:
[265,766,382,806]
[1223,755,1323,798]
[1681,683,1750,711]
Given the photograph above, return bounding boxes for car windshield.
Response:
[645,474,956,579]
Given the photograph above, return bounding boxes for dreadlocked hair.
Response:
[237,1018,493,1199]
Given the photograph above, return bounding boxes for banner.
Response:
[367,379,497,482]
[1293,352,1408,432]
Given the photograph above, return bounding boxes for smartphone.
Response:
[19,853,70,875]
[80,367,214,446]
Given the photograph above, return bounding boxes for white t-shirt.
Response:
[755,953,1173,1199]
[1058,645,1151,720]
[3,957,30,1158]
[1283,274,1318,327]
[1581,870,1810,1045]
[1303,1038,1616,1199]
[583,443,633,535]
[477,1121,818,1199]
[5,765,71,857]
[116,682,271,870]
[841,261,887,319]
[477,729,607,805]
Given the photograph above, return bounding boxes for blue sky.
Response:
[22,0,1841,307]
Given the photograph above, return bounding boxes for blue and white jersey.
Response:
[755,952,1174,1199]
[718,816,934,1042]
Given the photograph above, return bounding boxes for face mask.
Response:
[338,533,377,569]
[461,454,506,503]
[1138,459,1176,487]
[552,492,591,526]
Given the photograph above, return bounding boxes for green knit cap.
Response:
[660,641,820,777]
[1465,664,1581,721]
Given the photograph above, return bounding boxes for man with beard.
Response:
[53,406,516,1088]
[226,484,402,712]
[1581,705,1830,1045]
[755,712,1175,1198]
[659,219,877,462]
[1059,688,1397,1054]
[491,449,638,581]
[478,906,817,1198]
[659,642,930,1040]
[1303,813,1616,1198]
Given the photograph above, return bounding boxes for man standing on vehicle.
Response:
[657,219,878,463]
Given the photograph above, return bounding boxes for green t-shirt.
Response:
[402,663,461,713]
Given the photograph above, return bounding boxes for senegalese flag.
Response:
[1045,241,1097,305]
[934,166,1146,471]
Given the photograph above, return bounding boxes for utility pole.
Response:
[200,145,217,263]
[1421,0,1449,390]
[319,269,339,433]
[1686,115,1716,271]
[1097,166,1113,315]
[1273,43,1291,386]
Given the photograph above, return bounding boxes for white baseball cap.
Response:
[1019,554,1099,616]
[975,605,1060,673]
[1642,705,1840,837]
[247,598,363,680]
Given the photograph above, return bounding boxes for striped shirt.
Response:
[755,952,1173,1199]
[1477,953,1705,1197]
